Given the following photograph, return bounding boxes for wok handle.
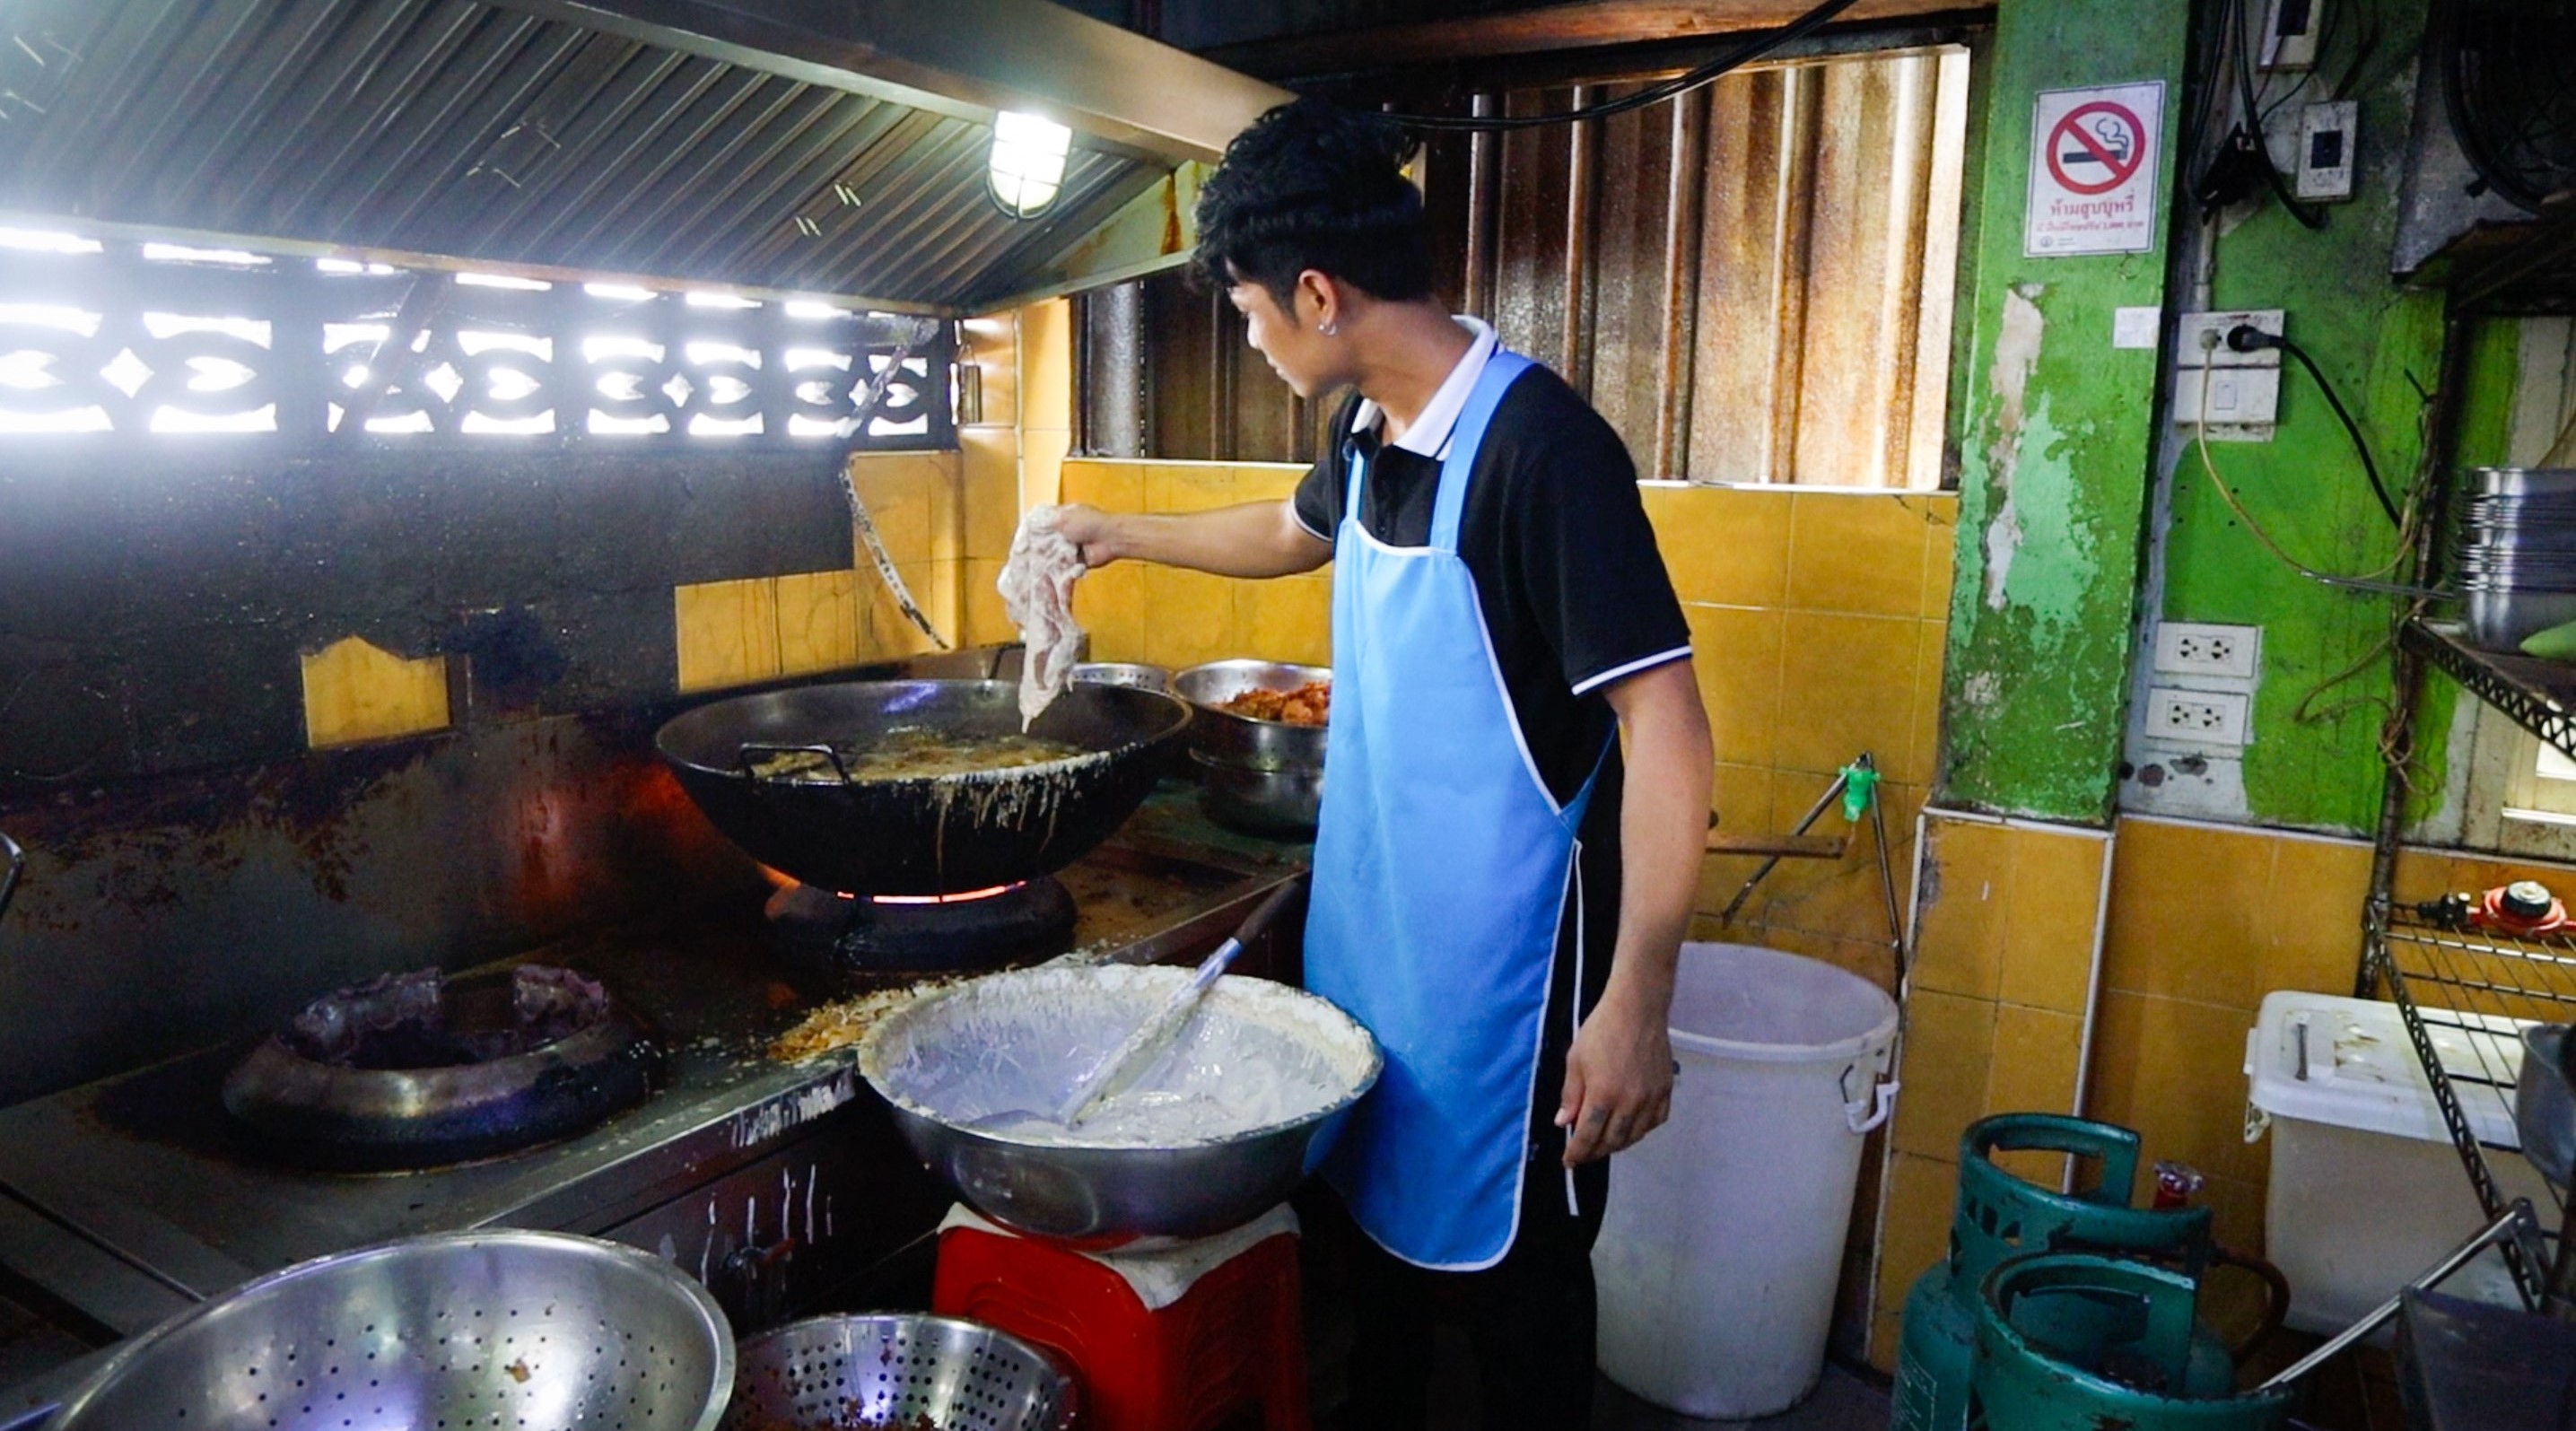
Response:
[734,743,853,786]
[0,829,21,927]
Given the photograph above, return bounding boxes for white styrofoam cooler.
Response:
[2243,990,2554,1335]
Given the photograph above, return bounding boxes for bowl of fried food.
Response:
[1173,660,1330,836]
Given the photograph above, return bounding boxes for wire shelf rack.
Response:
[2365,901,2573,1301]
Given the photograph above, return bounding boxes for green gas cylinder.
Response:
[1969,1253,2292,1431]
[1888,1115,2235,1431]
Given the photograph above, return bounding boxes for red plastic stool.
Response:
[932,1206,1310,1431]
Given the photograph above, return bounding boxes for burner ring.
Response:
[221,966,664,1172]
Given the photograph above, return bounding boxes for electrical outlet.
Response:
[2154,622,2262,678]
[2171,366,2281,426]
[2260,0,2321,70]
[2145,686,2251,747]
[2297,100,2357,201]
[2176,310,2286,367]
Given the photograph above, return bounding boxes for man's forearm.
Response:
[1092,501,1332,579]
[1602,662,1715,1008]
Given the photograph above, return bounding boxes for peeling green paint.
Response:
[1938,0,2190,823]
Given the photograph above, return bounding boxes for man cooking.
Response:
[1051,99,1712,1430]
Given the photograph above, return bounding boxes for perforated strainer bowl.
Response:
[720,1315,1072,1431]
[40,1229,733,1431]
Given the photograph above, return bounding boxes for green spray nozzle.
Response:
[1840,763,1880,824]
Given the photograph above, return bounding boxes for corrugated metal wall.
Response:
[1092,45,1971,487]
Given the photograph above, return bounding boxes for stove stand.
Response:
[765,876,1078,979]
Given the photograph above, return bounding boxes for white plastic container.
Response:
[2244,990,2554,1336]
[1592,942,1900,1420]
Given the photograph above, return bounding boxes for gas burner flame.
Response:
[756,864,1023,906]
[870,883,1022,906]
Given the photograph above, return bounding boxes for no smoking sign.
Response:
[2025,82,2163,257]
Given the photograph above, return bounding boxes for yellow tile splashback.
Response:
[2000,828,2109,1017]
[675,577,782,694]
[1073,562,1147,664]
[1777,610,1922,780]
[2084,989,2267,1186]
[1023,427,1070,510]
[774,568,861,676]
[1061,458,1143,514]
[1682,604,1784,768]
[1786,492,1940,619]
[1910,816,2009,1000]
[962,427,1020,563]
[1642,484,1791,608]
[1140,564,1241,671]
[1018,298,1072,433]
[960,558,1010,649]
[301,635,450,747]
[1890,987,1997,1161]
[1987,1003,2084,1118]
[2102,816,2284,1010]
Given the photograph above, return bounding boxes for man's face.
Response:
[1227,276,1343,399]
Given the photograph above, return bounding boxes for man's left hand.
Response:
[1555,986,1675,1165]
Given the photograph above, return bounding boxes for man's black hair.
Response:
[1192,98,1434,311]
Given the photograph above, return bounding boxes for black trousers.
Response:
[1335,1146,1611,1430]
[1328,851,1616,1431]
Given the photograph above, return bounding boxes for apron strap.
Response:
[1429,350,1536,554]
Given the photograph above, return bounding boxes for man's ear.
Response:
[1296,270,1340,331]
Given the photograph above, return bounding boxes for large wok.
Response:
[656,680,1190,895]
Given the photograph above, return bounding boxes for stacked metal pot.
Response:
[1174,660,1331,838]
[2459,468,2576,651]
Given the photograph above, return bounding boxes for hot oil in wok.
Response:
[748,728,1081,782]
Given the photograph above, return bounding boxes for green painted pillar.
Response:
[1938,0,2193,822]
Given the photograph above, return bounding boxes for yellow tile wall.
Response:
[1056,458,1328,670]
[1866,811,2110,1367]
[300,635,450,746]
[673,449,965,693]
[1650,484,1956,991]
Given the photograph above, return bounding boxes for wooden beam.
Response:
[1201,0,1978,80]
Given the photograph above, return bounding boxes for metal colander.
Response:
[720,1315,1072,1431]
[40,1230,733,1431]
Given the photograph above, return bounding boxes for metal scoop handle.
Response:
[1055,876,1305,1128]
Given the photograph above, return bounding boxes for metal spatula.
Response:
[967,875,1305,1136]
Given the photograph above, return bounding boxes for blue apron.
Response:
[1305,348,1605,1271]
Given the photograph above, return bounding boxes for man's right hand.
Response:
[1050,504,1123,568]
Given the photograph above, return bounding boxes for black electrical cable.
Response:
[2227,322,2398,528]
[2231,0,2328,230]
[1375,0,1861,132]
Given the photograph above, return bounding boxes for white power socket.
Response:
[2171,367,2281,426]
[2154,622,2261,678]
[2261,0,2321,70]
[2297,101,2357,201]
[2145,685,2251,747]
[2175,310,2285,367]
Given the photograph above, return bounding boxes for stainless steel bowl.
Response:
[1173,659,1331,772]
[40,1230,733,1431]
[2474,467,2576,498]
[1070,661,1173,693]
[723,1314,1072,1431]
[2464,588,2576,650]
[860,964,1380,1241]
[1192,751,1323,838]
[2518,1025,2573,1191]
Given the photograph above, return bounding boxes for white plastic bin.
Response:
[2244,990,2553,1336]
[1592,942,1900,1420]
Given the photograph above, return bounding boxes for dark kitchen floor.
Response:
[1311,1325,1891,1431]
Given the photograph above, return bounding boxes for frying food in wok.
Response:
[746,729,1082,783]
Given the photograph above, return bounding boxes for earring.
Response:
[1319,320,1339,336]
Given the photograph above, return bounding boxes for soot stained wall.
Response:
[0,448,852,792]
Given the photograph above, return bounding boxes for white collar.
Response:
[1351,316,1497,459]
